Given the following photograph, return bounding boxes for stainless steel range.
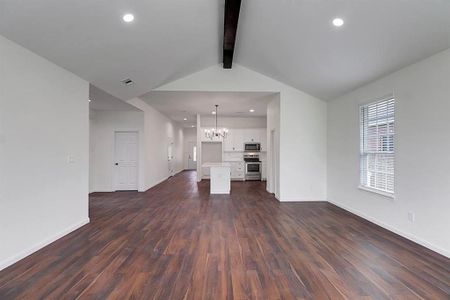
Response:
[244,154,261,181]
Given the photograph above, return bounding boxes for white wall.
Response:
[89,110,96,192]
[328,49,450,257]
[156,64,327,201]
[89,110,145,192]
[0,35,89,270]
[279,90,327,201]
[201,116,267,128]
[127,98,184,190]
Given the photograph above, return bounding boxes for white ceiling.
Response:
[89,85,141,111]
[236,0,450,100]
[0,1,449,101]
[140,91,275,127]
[0,0,222,101]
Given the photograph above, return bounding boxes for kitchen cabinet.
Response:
[223,130,234,151]
[224,129,244,151]
[202,163,231,194]
[243,129,259,143]
[229,161,245,180]
[221,128,267,152]
[233,129,244,151]
[261,161,267,180]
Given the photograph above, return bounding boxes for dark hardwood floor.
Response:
[0,171,449,299]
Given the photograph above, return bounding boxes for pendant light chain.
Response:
[215,105,218,132]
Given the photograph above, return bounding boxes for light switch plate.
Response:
[408,211,415,222]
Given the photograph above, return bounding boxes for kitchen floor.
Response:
[0,171,449,299]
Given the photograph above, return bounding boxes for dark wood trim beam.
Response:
[223,0,242,69]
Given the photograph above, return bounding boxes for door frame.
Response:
[114,131,139,191]
[269,129,279,198]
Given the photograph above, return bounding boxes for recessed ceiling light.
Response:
[191,125,195,128]
[212,111,216,115]
[249,109,255,113]
[183,118,187,121]
[332,18,344,27]
[88,99,91,103]
[123,13,134,23]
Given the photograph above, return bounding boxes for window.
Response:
[360,97,395,195]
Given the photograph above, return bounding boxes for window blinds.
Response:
[360,97,395,194]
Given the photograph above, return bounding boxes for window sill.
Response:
[358,185,394,199]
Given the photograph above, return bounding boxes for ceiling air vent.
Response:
[121,78,134,86]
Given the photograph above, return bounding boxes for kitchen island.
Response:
[202,162,231,194]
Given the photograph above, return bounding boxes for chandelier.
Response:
[204,105,228,140]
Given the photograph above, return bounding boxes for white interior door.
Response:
[114,131,138,191]
[187,142,197,170]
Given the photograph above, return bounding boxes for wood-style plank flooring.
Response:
[0,171,449,299]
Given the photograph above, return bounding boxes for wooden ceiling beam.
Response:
[223,0,242,69]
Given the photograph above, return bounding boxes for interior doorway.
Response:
[187,141,197,170]
[114,131,138,191]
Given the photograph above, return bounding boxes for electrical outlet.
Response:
[408,211,415,223]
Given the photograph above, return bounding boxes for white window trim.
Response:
[359,95,395,196]
[358,185,395,199]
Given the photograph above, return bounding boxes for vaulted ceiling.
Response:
[1,0,449,101]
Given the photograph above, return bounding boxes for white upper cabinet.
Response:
[222,128,267,152]
[224,129,244,151]
[243,129,259,143]
[223,130,234,151]
[233,129,244,151]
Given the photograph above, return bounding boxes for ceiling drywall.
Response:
[0,0,222,101]
[140,91,274,127]
[89,85,141,111]
[0,0,449,101]
[236,0,450,100]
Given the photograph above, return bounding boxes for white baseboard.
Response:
[328,200,450,258]
[143,176,170,192]
[0,218,90,271]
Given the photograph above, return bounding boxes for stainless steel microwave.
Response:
[244,143,261,152]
